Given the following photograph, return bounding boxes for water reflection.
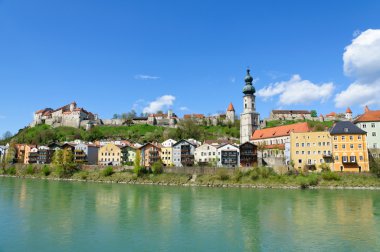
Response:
[1,178,380,251]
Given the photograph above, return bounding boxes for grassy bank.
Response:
[2,165,380,189]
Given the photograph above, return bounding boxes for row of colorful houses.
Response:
[1,138,258,168]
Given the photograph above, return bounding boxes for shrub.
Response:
[79,171,89,180]
[319,163,331,172]
[55,166,65,178]
[258,167,275,178]
[133,165,146,177]
[26,165,35,175]
[297,176,310,189]
[102,166,114,177]
[151,160,164,175]
[217,170,230,181]
[7,166,16,175]
[232,170,243,182]
[42,165,51,176]
[250,169,260,180]
[322,171,340,181]
[308,174,320,186]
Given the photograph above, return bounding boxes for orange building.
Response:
[330,121,369,172]
[139,143,161,168]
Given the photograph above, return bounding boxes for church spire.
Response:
[243,68,255,95]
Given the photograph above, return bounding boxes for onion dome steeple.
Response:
[243,68,255,95]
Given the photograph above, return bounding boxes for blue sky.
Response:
[1,0,380,136]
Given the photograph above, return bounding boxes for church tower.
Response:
[240,68,260,143]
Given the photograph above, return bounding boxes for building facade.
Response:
[330,121,369,172]
[290,132,333,171]
[139,143,161,168]
[240,69,260,143]
[239,142,257,167]
[172,140,196,167]
[121,145,137,164]
[74,143,99,164]
[217,144,240,168]
[98,143,122,166]
[194,143,218,166]
[160,139,177,166]
[354,106,380,158]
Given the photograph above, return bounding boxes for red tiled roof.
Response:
[346,107,352,113]
[251,122,310,140]
[355,110,380,122]
[184,114,205,119]
[227,103,235,111]
[326,112,336,117]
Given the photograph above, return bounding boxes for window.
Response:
[334,136,337,141]
[342,136,345,140]
[350,156,356,163]
[301,151,305,154]
[358,144,362,149]
[374,143,378,148]
[358,135,362,140]
[301,143,305,147]
[335,156,339,161]
[349,136,353,140]
[372,132,377,137]
[307,143,310,147]
[342,144,346,149]
[342,156,348,163]
[307,151,311,155]
[371,123,375,128]
[350,144,354,149]
[296,151,299,154]
[360,156,364,161]
[344,128,349,133]
[363,124,367,128]
[298,159,302,164]
[296,143,299,147]
[334,145,338,149]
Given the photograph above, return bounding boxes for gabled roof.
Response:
[251,122,310,140]
[139,142,161,150]
[354,109,380,123]
[330,121,366,135]
[172,139,196,147]
[326,112,336,117]
[346,107,352,113]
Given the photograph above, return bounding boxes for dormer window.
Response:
[344,128,349,133]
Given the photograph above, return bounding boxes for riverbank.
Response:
[2,166,380,189]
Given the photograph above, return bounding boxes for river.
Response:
[1,177,380,251]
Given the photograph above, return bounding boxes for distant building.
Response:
[240,68,260,143]
[121,145,137,164]
[183,103,236,126]
[290,131,333,171]
[98,143,122,166]
[194,143,218,166]
[239,142,257,167]
[217,144,240,168]
[330,121,369,172]
[269,110,312,121]
[31,102,99,129]
[172,140,196,167]
[160,139,177,166]
[74,143,99,164]
[139,143,161,168]
[0,144,9,162]
[354,106,380,158]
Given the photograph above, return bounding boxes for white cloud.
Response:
[134,74,160,80]
[335,29,380,107]
[179,106,189,111]
[257,75,334,105]
[143,95,176,114]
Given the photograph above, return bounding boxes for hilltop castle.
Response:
[31,102,100,129]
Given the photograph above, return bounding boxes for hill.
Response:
[2,120,240,145]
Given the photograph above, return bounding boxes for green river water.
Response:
[1,177,380,251]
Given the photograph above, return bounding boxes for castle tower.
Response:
[345,107,352,121]
[226,103,235,124]
[240,68,260,143]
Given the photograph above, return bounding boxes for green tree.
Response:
[257,142,266,166]
[311,110,317,117]
[52,149,64,165]
[63,149,74,165]
[2,131,13,140]
[133,150,144,176]
[151,160,164,174]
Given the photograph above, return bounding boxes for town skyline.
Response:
[1,1,380,135]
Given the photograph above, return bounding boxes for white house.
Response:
[217,144,240,168]
[0,144,9,162]
[194,143,218,165]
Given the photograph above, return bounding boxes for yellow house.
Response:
[290,131,333,171]
[330,121,369,172]
[160,139,177,166]
[98,143,122,166]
